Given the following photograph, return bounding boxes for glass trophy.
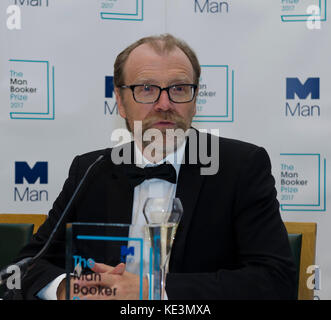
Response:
[65,223,149,300]
[143,197,183,300]
[65,198,183,300]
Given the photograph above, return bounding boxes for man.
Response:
[14,34,296,300]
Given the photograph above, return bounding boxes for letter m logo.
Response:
[120,245,135,263]
[15,161,48,184]
[286,77,320,100]
[105,76,114,98]
[120,245,135,257]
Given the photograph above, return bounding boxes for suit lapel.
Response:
[103,143,135,225]
[171,164,204,270]
[99,145,135,265]
[170,129,207,271]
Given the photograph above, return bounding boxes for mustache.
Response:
[142,112,186,129]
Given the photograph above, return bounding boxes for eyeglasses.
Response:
[119,84,198,104]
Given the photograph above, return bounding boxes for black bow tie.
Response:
[126,163,177,187]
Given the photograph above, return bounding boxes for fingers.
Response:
[90,262,126,275]
[111,263,126,275]
[90,262,113,273]
[68,262,141,300]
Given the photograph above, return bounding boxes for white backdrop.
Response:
[1,0,330,299]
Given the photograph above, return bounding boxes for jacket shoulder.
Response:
[69,148,112,175]
[218,136,263,154]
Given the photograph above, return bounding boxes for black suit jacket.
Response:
[15,131,296,300]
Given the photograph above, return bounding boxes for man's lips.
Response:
[153,121,176,127]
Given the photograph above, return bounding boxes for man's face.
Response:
[115,43,197,146]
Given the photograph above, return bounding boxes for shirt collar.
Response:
[134,140,186,178]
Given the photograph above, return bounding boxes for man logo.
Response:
[15,161,48,184]
[14,161,48,202]
[285,78,320,117]
[286,77,320,100]
[120,245,135,263]
[105,76,114,99]
[9,59,55,120]
[104,76,118,115]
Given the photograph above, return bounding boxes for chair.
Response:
[0,223,34,298]
[0,214,47,298]
[0,214,47,234]
[285,222,317,300]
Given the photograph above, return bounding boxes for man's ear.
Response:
[115,87,127,119]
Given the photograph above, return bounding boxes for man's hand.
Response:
[57,262,149,300]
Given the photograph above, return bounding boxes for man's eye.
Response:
[142,85,157,93]
[135,85,157,96]
[172,85,188,94]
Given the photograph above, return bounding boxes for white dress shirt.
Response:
[37,140,186,300]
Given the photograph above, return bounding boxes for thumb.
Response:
[111,263,126,275]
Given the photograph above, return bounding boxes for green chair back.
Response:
[0,223,34,298]
[288,233,302,300]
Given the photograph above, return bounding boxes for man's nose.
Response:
[153,89,173,111]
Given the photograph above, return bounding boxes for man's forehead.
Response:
[123,43,194,82]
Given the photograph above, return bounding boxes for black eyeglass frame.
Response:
[119,84,198,104]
